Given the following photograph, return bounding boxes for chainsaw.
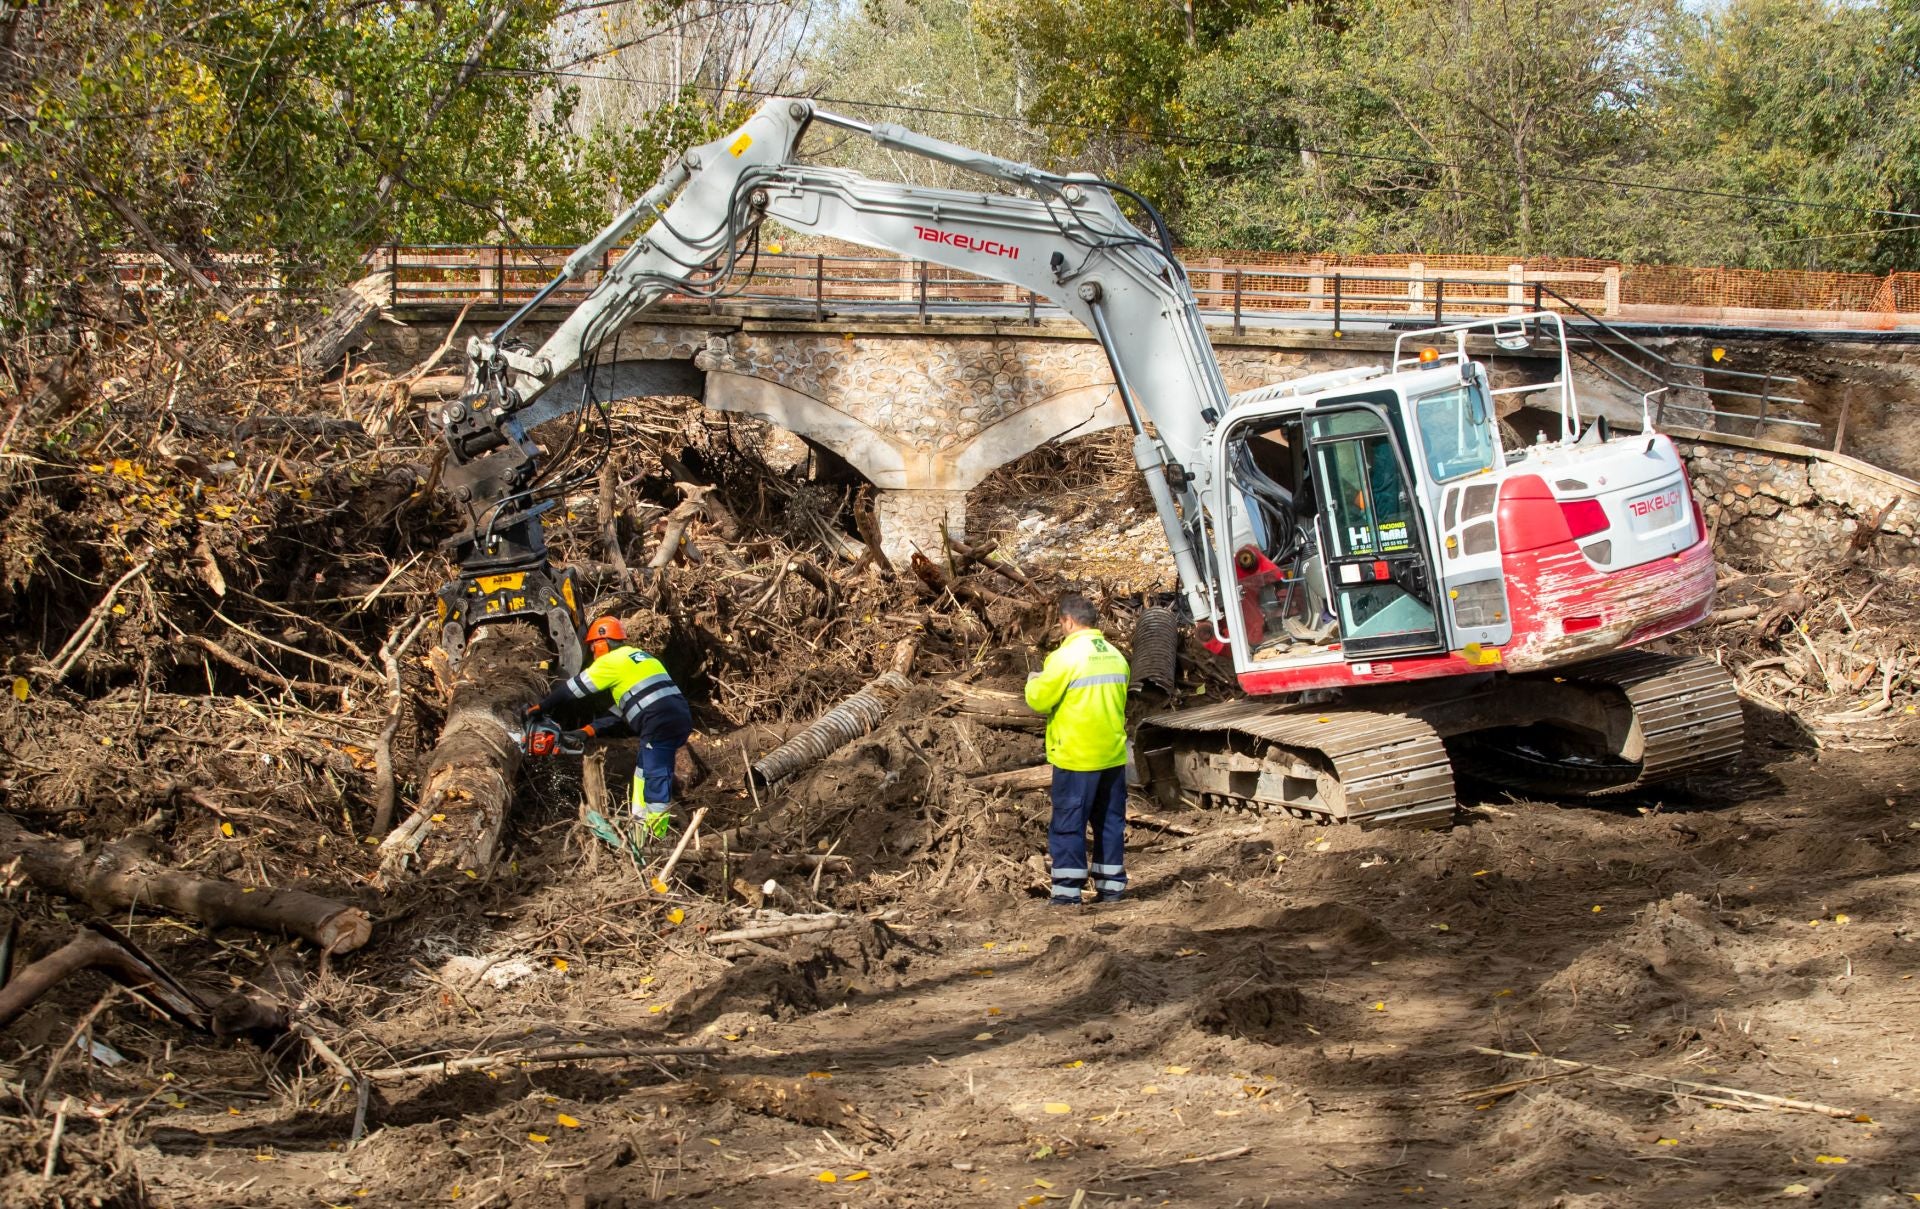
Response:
[516,717,586,758]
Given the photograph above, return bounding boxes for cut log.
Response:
[378,625,549,882]
[943,685,1045,731]
[0,818,371,955]
[969,764,1053,792]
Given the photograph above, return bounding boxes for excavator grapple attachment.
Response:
[435,563,584,676]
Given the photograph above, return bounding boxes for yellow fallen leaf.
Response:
[1591,905,1604,913]
[1033,1178,1054,1189]
[9,677,27,702]
[816,1171,837,1183]
[1373,1002,1387,1011]
[1656,1138,1678,1146]
[987,1007,1002,1016]
[1175,947,1198,957]
[1141,1084,1160,1094]
[1814,1155,1849,1164]
[1164,1066,1190,1075]
[1432,923,1450,931]
[1023,1198,1046,1208]
[1834,914,1851,925]
[650,878,669,894]
[528,1133,549,1144]
[982,941,996,950]
[806,1071,833,1080]
[666,908,685,925]
[1043,1103,1071,1114]
[846,1171,869,1182]
[555,1113,581,1128]
[220,822,234,837]
[1495,989,1514,998]
[1783,1185,1810,1196]
[553,958,569,973]
[1853,1114,1874,1123]
[973,968,995,977]
[1473,869,1489,877]
[430,813,446,823]
[1809,920,1822,928]
[463,869,477,879]
[974,1033,995,1041]
[722,1034,740,1042]
[648,1004,664,1014]
[1063,1059,1084,1069]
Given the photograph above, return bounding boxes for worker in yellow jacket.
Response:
[528,615,692,840]
[1025,594,1131,906]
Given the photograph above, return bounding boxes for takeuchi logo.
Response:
[912,225,1019,260]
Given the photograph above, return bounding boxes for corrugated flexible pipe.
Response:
[749,671,912,788]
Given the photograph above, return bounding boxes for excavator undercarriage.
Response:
[1134,651,1743,828]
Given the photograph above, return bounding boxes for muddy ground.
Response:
[5,674,1918,1208]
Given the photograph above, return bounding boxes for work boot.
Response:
[640,809,673,842]
[1095,891,1124,904]
[1046,896,1083,908]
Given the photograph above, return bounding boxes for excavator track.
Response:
[1450,651,1744,797]
[1135,700,1457,829]
[1134,652,1742,826]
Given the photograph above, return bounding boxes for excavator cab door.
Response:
[1304,403,1447,660]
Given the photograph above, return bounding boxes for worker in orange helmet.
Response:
[527,615,692,840]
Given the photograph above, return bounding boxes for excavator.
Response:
[433,98,1743,829]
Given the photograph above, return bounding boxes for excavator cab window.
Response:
[1305,404,1446,659]
[1412,380,1497,483]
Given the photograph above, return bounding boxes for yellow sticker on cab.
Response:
[729,133,753,157]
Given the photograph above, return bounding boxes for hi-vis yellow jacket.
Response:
[544,644,683,727]
[1024,628,1130,771]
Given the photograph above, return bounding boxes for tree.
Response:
[1171,0,1683,257]
[1659,0,1920,272]
[798,0,1043,188]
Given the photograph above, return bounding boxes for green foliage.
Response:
[1660,0,1920,271]
[962,0,1920,269]
[803,0,1039,187]
[974,0,1267,194]
[0,0,741,331]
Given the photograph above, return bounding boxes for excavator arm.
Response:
[436,98,1231,669]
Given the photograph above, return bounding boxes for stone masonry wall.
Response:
[1684,441,1919,570]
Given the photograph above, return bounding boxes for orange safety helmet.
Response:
[584,615,626,656]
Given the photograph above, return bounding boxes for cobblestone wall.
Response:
[1684,441,1919,569]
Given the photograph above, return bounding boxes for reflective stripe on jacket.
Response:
[1024,628,1130,772]
[560,645,683,720]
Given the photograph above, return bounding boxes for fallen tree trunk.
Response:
[0,922,289,1037]
[378,625,549,882]
[0,818,371,954]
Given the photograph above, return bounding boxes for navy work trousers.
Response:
[1048,764,1127,902]
[631,697,693,817]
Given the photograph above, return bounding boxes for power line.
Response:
[463,59,1920,225]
